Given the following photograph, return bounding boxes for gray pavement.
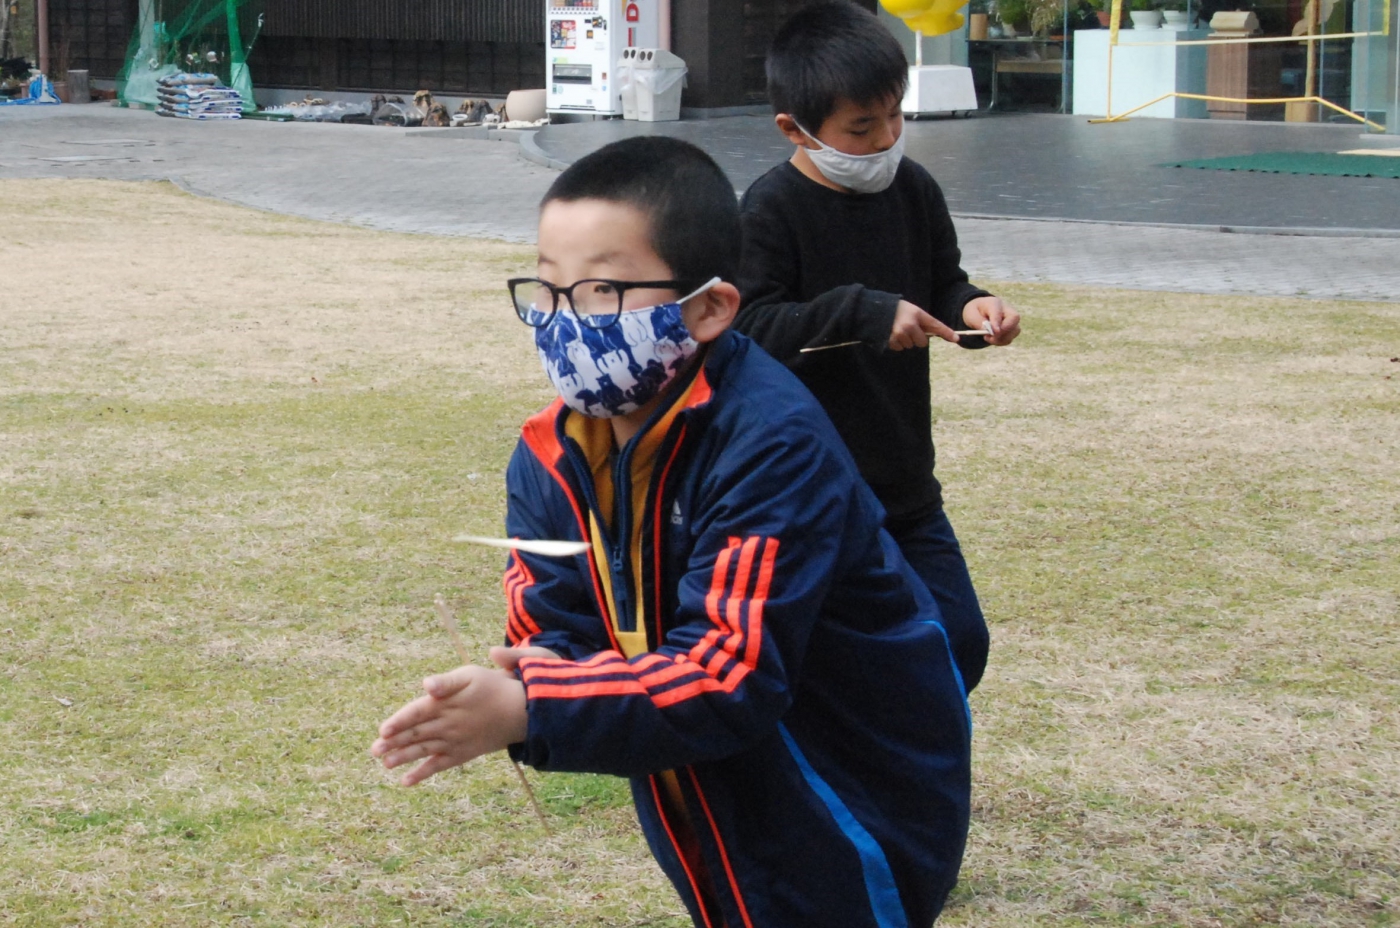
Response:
[3,103,1399,302]
[533,113,1400,233]
[0,104,557,241]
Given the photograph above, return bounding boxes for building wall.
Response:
[261,0,539,43]
[38,0,900,105]
[250,37,544,94]
[46,0,136,79]
[42,0,544,92]
[673,0,876,109]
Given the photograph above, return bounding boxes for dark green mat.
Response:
[1163,151,1400,179]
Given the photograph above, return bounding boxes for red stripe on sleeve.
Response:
[527,679,650,699]
[743,538,779,668]
[508,553,542,638]
[720,536,762,659]
[523,535,776,711]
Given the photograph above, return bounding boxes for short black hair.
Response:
[767,1,908,134]
[541,136,739,285]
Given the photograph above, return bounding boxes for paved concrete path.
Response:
[534,113,1400,233]
[4,104,1398,302]
[0,104,558,241]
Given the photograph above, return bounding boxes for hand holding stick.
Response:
[433,595,549,829]
[800,322,996,354]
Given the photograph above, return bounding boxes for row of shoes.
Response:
[367,90,506,127]
[260,89,510,127]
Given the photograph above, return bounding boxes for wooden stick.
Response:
[799,325,994,354]
[434,594,549,830]
[798,340,863,354]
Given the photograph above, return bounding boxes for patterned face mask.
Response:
[532,278,719,419]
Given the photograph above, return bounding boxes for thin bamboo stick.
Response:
[433,595,549,830]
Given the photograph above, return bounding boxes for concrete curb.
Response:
[949,211,1400,239]
[519,131,570,171]
[404,126,541,143]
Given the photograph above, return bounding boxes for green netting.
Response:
[1163,152,1400,179]
[117,0,263,112]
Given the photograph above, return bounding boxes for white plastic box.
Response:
[630,48,687,122]
[617,47,639,120]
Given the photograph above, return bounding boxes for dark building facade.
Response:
[45,0,875,107]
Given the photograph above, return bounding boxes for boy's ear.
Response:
[774,113,813,148]
[685,281,741,344]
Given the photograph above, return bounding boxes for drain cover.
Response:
[61,138,154,146]
[42,155,136,162]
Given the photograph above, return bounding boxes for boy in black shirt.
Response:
[733,1,1020,693]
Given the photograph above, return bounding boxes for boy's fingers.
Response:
[423,666,477,699]
[377,695,441,739]
[373,715,453,753]
[399,752,464,788]
[490,645,560,671]
[380,737,454,771]
[986,309,1021,345]
[917,313,959,344]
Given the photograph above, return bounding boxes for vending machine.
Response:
[547,0,658,116]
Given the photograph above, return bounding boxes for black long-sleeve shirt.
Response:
[733,159,990,519]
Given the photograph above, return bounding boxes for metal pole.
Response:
[37,0,50,76]
[915,29,923,66]
[658,0,671,50]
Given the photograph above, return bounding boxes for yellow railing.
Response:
[1089,0,1392,128]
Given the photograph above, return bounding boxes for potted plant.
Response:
[1128,0,1162,29]
[1027,0,1064,35]
[1158,0,1190,28]
[995,0,1031,35]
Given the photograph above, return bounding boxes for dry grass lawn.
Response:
[2,179,1397,927]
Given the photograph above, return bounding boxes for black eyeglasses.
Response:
[508,278,694,329]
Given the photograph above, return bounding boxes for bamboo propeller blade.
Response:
[799,322,995,354]
[452,535,590,557]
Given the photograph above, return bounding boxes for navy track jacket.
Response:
[503,331,972,928]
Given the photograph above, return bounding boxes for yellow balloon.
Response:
[879,0,937,18]
[905,6,966,34]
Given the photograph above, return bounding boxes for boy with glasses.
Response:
[372,136,972,927]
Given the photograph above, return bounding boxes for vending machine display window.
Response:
[547,0,657,115]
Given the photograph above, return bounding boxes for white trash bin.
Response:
[617,48,639,120]
[632,48,687,122]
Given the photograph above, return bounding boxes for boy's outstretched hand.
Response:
[962,296,1021,346]
[371,646,555,787]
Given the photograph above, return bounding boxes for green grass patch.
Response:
[2,180,1398,927]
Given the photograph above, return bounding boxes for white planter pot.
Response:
[1160,9,1190,28]
[1129,9,1163,28]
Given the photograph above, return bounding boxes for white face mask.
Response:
[793,120,905,194]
